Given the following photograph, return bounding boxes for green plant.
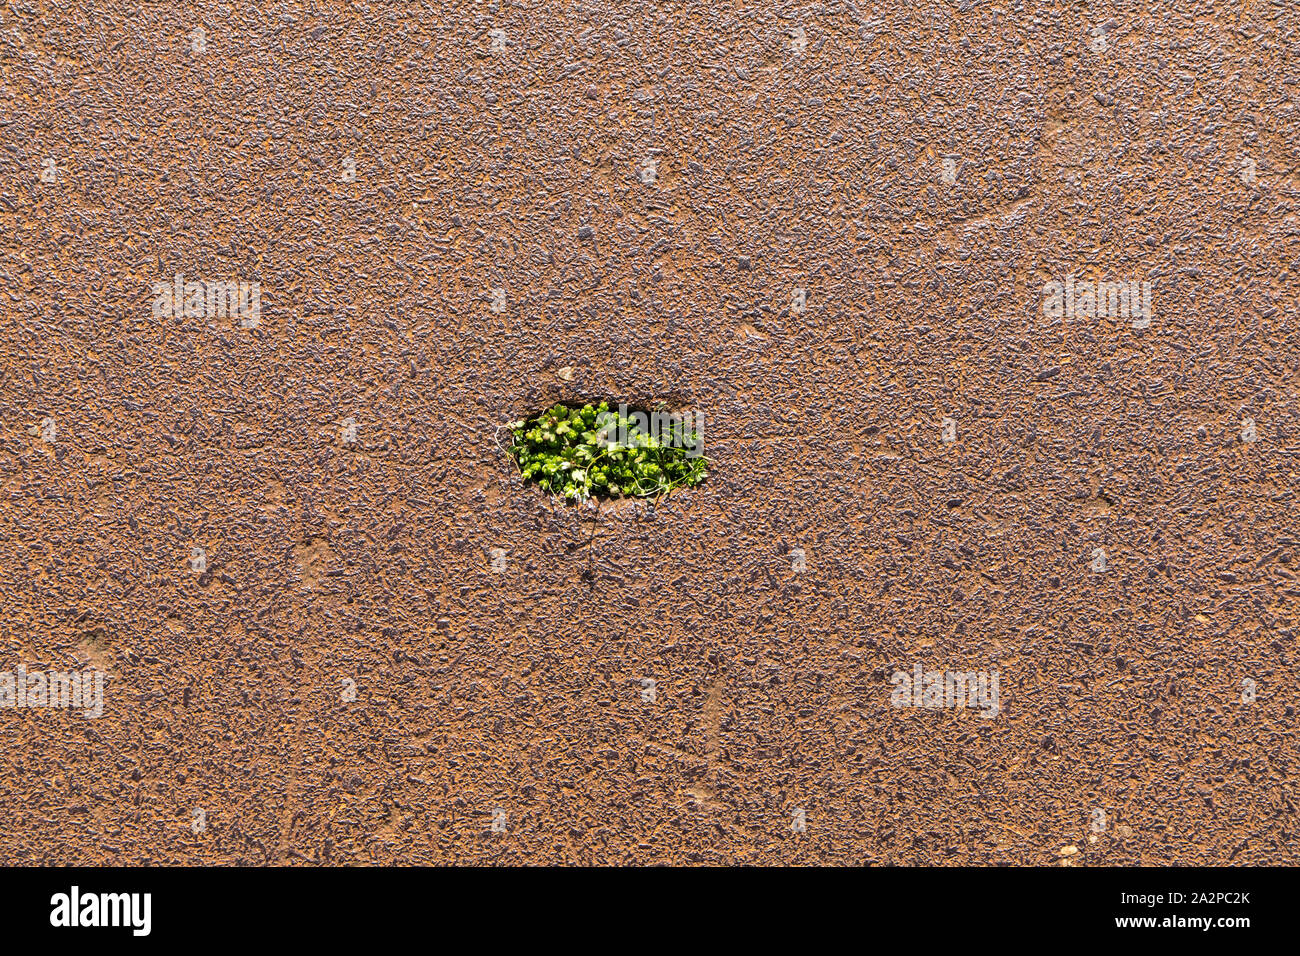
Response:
[504,401,708,502]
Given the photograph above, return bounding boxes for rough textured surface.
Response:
[1,3,1297,865]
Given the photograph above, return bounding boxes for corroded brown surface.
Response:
[1,3,1297,865]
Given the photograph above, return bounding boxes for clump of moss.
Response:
[505,401,708,502]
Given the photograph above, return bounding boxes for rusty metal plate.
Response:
[0,4,1297,866]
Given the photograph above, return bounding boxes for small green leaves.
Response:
[505,401,709,502]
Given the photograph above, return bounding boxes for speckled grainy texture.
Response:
[0,2,1297,865]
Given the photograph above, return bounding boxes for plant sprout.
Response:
[504,401,708,502]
